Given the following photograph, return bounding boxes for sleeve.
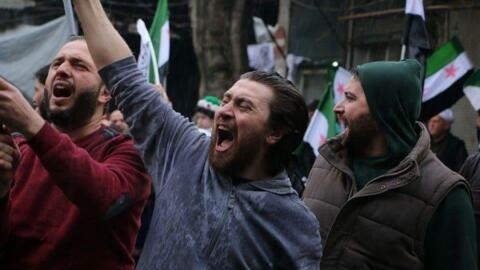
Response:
[27,123,151,218]
[424,187,478,270]
[460,154,480,212]
[98,57,210,190]
[460,154,477,181]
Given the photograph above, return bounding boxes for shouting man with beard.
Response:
[69,1,322,269]
[303,60,477,270]
[0,37,151,270]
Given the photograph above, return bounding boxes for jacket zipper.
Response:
[206,188,236,259]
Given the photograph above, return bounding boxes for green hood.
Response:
[356,59,422,160]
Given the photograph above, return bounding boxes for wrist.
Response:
[22,115,45,141]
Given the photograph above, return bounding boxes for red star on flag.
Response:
[445,64,458,78]
[336,83,345,95]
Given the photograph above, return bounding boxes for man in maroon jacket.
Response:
[0,37,151,270]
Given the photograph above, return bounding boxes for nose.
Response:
[216,101,234,120]
[333,99,344,115]
[55,62,72,78]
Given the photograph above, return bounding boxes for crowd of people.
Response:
[0,0,479,269]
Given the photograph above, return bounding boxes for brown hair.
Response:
[240,71,308,175]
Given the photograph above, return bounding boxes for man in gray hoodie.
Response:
[72,1,322,269]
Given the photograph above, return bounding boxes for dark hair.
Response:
[240,71,308,175]
[195,107,215,119]
[34,64,50,85]
[308,99,319,111]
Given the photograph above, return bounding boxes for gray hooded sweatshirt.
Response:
[99,57,322,269]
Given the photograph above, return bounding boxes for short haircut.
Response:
[34,64,50,85]
[240,71,308,175]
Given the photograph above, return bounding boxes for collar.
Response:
[232,170,296,195]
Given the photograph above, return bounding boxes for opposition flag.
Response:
[420,37,474,121]
[303,67,351,156]
[149,0,170,84]
[402,0,431,68]
[137,19,158,83]
[463,70,480,111]
[333,67,351,105]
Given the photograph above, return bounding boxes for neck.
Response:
[432,131,448,143]
[234,154,272,181]
[54,111,103,141]
[351,132,388,157]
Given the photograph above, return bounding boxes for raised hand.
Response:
[0,77,45,139]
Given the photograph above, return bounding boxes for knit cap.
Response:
[195,96,221,119]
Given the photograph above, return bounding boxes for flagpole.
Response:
[400,14,412,60]
[149,39,160,85]
[62,0,78,36]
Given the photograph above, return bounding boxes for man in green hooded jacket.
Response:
[303,59,477,270]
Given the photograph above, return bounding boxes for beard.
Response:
[343,112,381,155]
[39,88,50,120]
[208,129,265,177]
[41,90,99,129]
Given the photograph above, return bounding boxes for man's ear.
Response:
[98,85,111,104]
[266,128,284,145]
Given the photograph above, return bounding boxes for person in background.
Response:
[72,0,322,268]
[460,150,480,266]
[0,37,151,270]
[307,99,319,120]
[428,108,468,171]
[109,109,129,134]
[303,59,477,270]
[192,95,220,136]
[33,64,50,115]
[287,99,320,196]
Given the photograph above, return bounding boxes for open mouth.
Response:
[52,81,73,98]
[215,128,234,152]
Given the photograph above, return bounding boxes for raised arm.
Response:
[72,0,132,69]
[72,0,209,192]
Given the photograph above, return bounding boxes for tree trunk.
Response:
[190,0,251,98]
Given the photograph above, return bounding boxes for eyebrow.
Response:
[236,96,254,106]
[52,56,92,67]
[71,57,92,67]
